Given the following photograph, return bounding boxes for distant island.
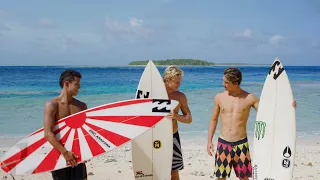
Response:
[128,59,215,66]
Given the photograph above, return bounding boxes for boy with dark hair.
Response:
[44,69,87,180]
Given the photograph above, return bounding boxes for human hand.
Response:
[167,112,178,120]
[62,151,78,167]
[292,100,297,108]
[207,142,214,156]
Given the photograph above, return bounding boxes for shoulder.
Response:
[169,91,188,105]
[175,91,187,101]
[246,92,259,103]
[170,91,185,99]
[214,91,225,101]
[246,92,258,99]
[73,98,88,110]
[177,91,186,98]
[44,99,58,110]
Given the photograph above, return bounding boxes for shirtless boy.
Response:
[43,69,87,180]
[207,68,296,180]
[163,66,192,180]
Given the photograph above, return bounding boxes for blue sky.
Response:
[0,0,319,66]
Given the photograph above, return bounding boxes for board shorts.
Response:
[172,131,184,171]
[214,137,252,179]
[51,163,87,180]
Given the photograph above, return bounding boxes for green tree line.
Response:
[128,59,215,66]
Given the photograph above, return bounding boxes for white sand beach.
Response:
[0,135,319,180]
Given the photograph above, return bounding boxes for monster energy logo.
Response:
[255,121,266,140]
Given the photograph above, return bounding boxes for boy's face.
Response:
[66,76,81,96]
[222,75,238,91]
[165,75,181,91]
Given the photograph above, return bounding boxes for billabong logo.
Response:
[136,90,150,99]
[152,99,171,113]
[255,121,266,140]
[268,60,284,80]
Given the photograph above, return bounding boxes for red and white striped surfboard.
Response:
[0,98,178,175]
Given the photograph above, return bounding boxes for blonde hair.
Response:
[163,66,184,81]
[224,68,242,85]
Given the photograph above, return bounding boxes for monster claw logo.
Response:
[255,121,266,140]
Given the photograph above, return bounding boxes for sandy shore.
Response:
[1,135,319,180]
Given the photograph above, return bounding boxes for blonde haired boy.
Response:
[163,66,192,180]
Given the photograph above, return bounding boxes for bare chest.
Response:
[168,94,181,112]
[56,103,82,120]
[220,97,251,114]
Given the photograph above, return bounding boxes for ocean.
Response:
[0,65,319,140]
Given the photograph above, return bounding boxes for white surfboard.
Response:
[131,60,173,180]
[252,57,296,180]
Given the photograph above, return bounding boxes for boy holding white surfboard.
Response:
[43,70,88,180]
[163,66,192,180]
[206,67,296,180]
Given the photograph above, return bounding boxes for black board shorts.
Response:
[51,163,87,180]
[172,131,184,171]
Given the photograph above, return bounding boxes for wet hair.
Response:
[59,69,82,88]
[163,66,184,82]
[224,68,242,85]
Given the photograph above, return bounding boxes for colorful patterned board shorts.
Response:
[214,137,252,179]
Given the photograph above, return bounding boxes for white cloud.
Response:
[39,17,54,28]
[0,15,162,55]
[105,18,130,33]
[129,18,143,26]
[105,17,145,33]
[234,28,252,39]
[269,35,284,45]
[0,20,104,53]
[104,17,155,42]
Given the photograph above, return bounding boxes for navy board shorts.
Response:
[51,163,87,180]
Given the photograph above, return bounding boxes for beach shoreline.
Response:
[1,135,319,180]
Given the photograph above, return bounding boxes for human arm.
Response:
[250,94,259,111]
[207,94,220,156]
[167,93,192,124]
[250,94,296,110]
[43,101,78,167]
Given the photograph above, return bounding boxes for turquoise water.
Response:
[0,66,319,138]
